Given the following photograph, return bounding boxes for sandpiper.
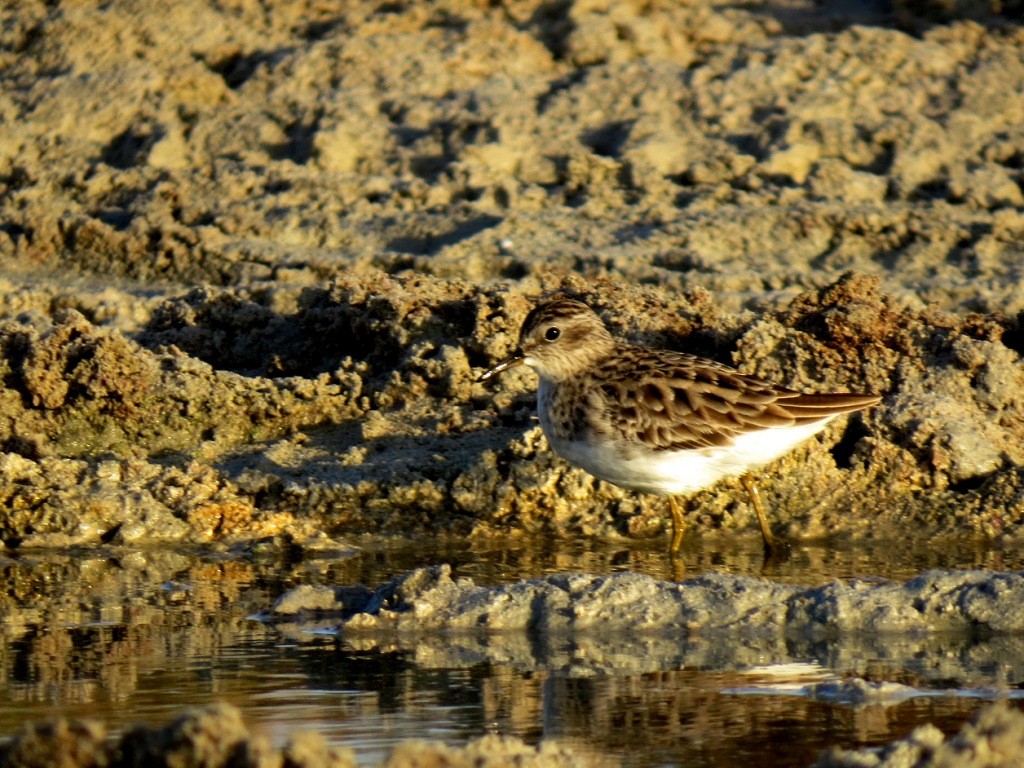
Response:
[478,298,880,554]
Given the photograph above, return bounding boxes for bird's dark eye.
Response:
[544,326,560,342]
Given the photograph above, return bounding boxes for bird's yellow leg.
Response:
[740,473,778,552]
[668,496,686,555]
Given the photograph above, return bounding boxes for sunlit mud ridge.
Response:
[0,272,1022,548]
[267,564,1024,635]
[263,566,1024,687]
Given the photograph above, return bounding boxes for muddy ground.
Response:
[2,0,1024,765]
[3,0,1024,549]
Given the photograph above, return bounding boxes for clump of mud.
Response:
[0,701,613,768]
[814,704,1024,768]
[266,564,1024,637]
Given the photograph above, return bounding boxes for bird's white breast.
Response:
[536,377,837,495]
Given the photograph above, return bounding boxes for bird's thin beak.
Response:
[477,353,525,382]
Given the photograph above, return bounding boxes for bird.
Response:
[477,297,880,555]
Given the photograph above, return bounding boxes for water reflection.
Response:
[376,532,1024,586]
[536,673,994,768]
[0,536,1020,766]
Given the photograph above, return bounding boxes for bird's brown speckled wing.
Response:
[591,348,880,452]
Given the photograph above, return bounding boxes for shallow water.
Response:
[1,534,1022,766]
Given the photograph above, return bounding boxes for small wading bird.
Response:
[477,298,880,555]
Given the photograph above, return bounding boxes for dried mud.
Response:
[3,0,1024,765]
[2,1,1024,547]
[267,564,1024,638]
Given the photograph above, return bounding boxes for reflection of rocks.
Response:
[0,552,277,708]
[1,549,1023,767]
[267,565,1024,689]
[3,675,1021,768]
[325,630,1024,694]
[794,679,932,707]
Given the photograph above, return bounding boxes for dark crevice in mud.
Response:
[435,298,477,339]
[198,48,292,89]
[535,69,589,114]
[386,215,503,256]
[372,253,419,274]
[910,178,952,202]
[651,250,717,274]
[463,347,495,374]
[1003,312,1024,358]
[748,0,893,35]
[581,121,633,158]
[663,329,738,368]
[93,208,134,231]
[408,153,449,181]
[137,285,487,387]
[300,17,346,41]
[500,259,528,279]
[0,221,29,241]
[526,0,575,61]
[830,418,872,470]
[855,137,896,175]
[100,523,123,544]
[101,125,164,170]
[268,118,320,164]
[948,473,993,494]
[137,288,352,378]
[1,434,44,461]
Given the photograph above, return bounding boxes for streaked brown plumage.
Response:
[479,298,881,554]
